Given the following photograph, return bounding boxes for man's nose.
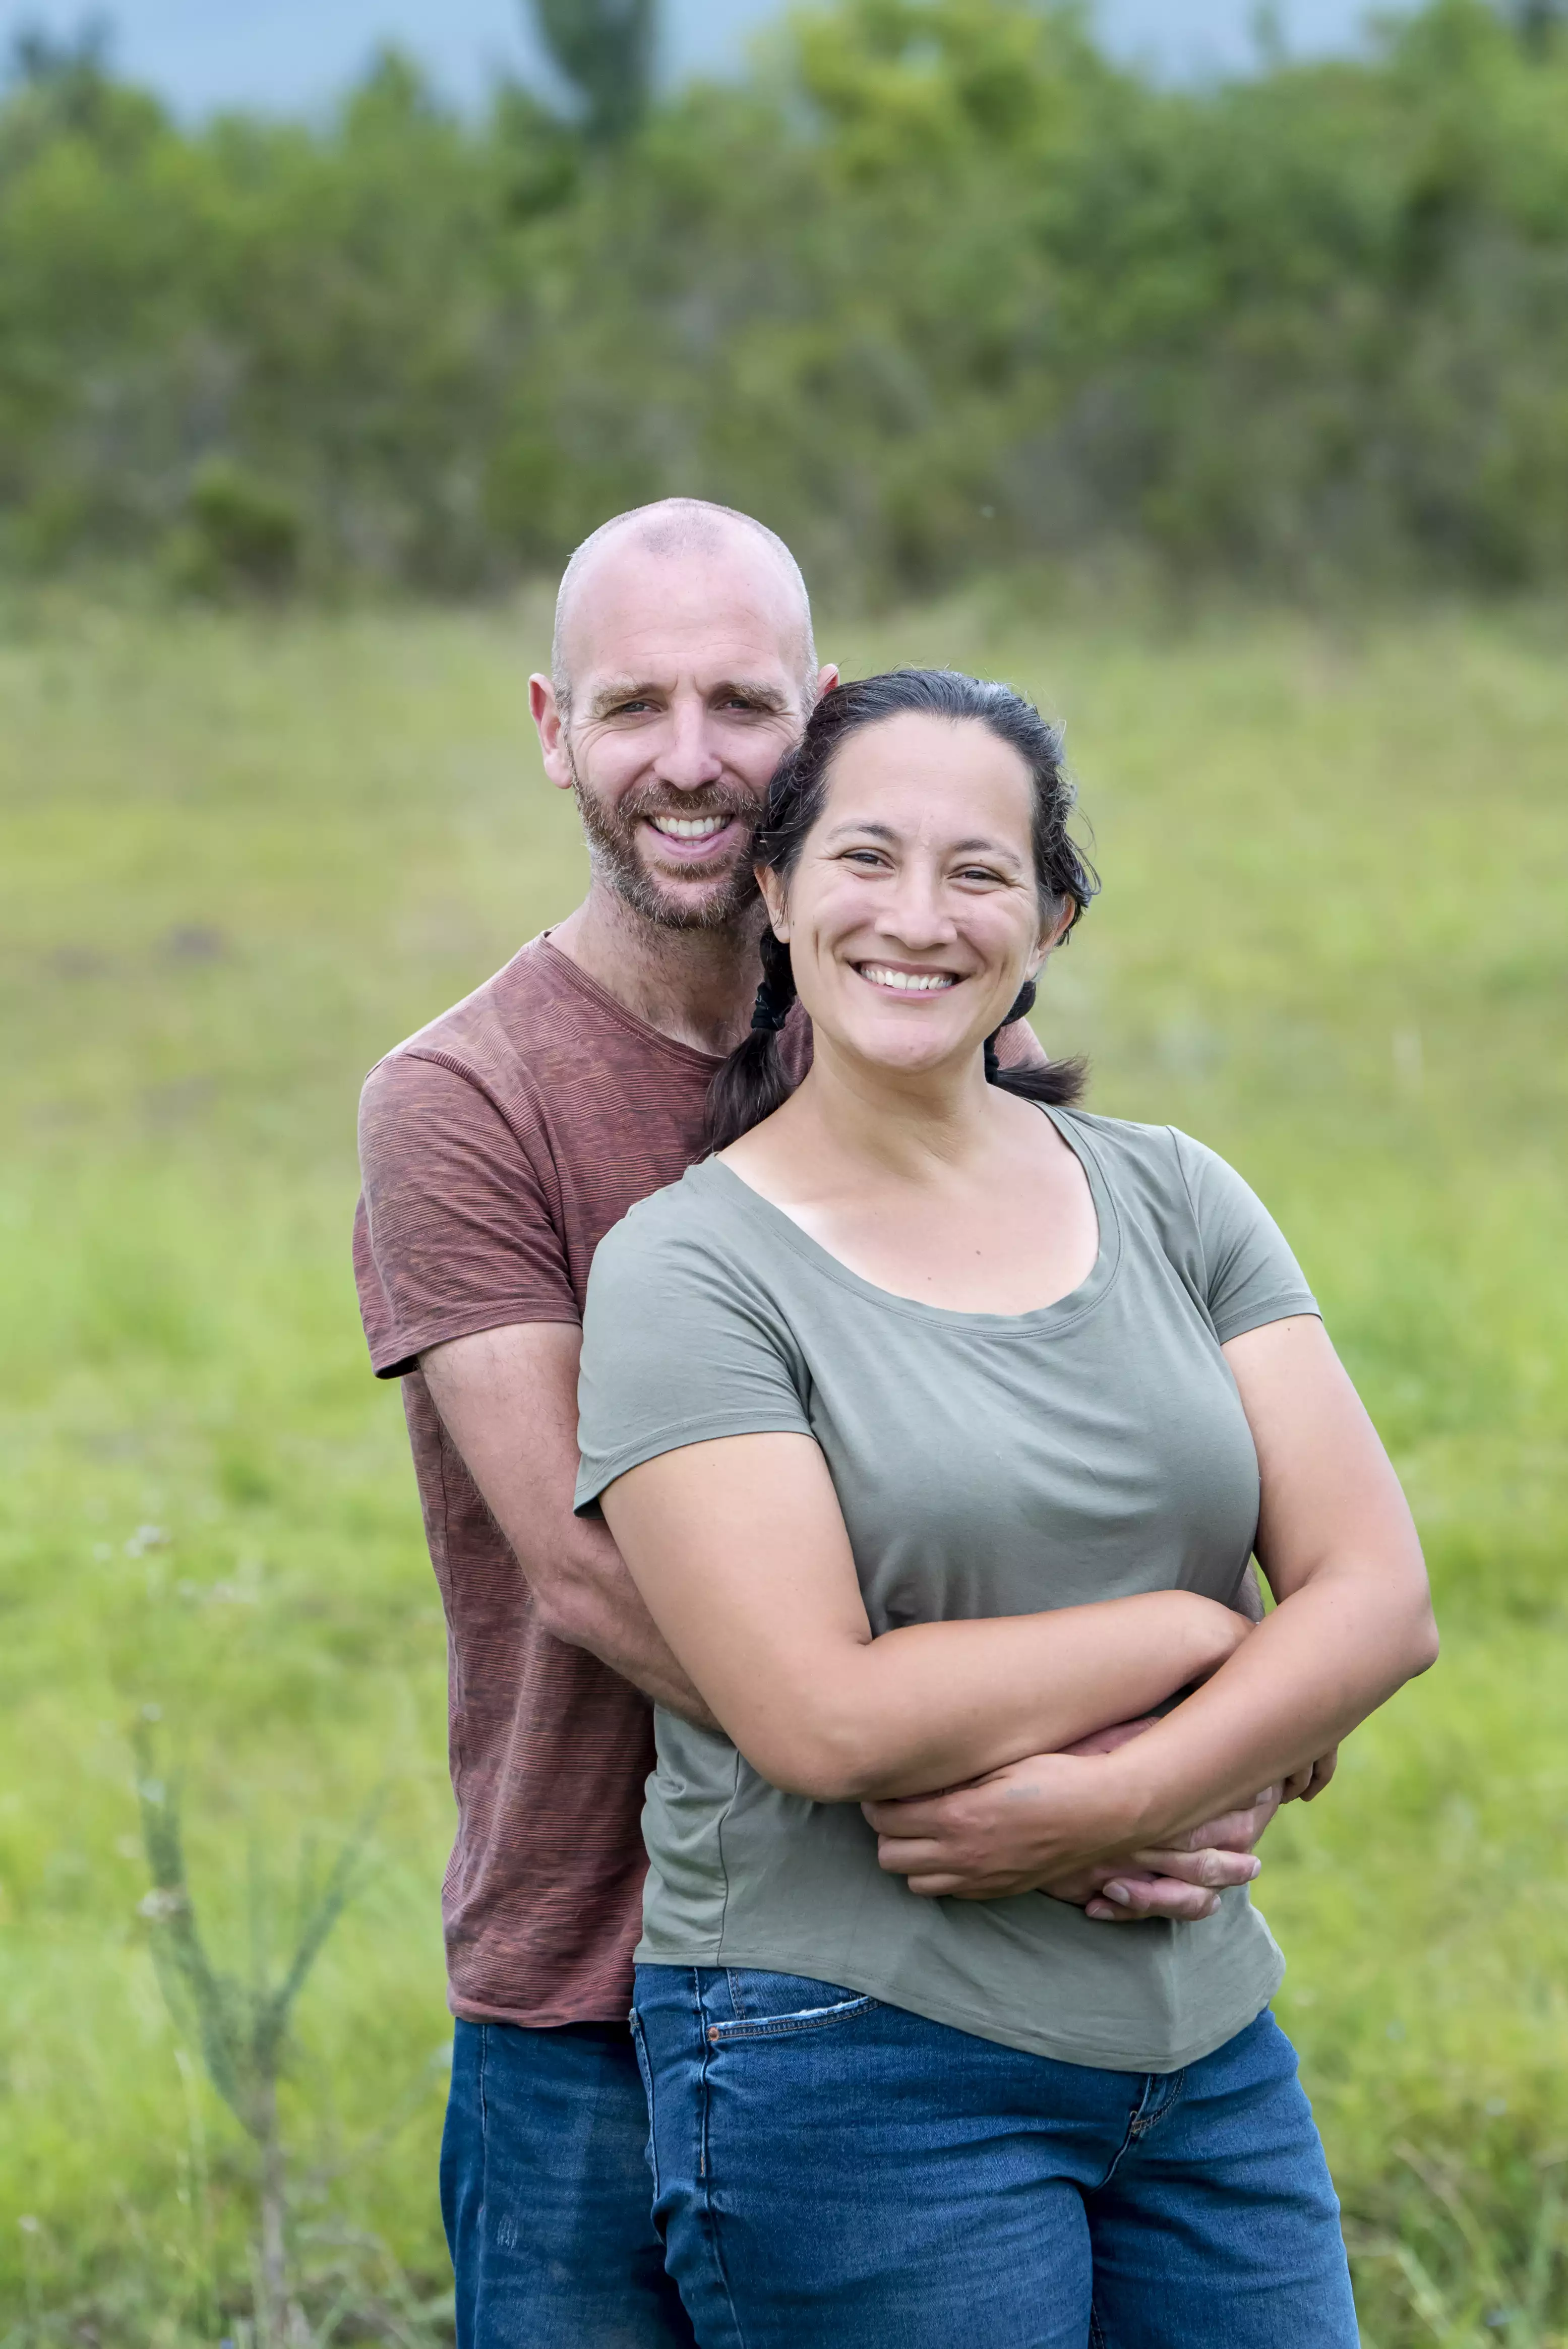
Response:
[653,703,726,792]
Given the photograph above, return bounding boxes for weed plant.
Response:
[0,591,1563,2342]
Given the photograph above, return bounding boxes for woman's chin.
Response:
[830,1022,988,1081]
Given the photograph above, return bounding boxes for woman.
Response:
[573,669,1437,2347]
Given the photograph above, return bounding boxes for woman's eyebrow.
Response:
[951,835,1023,862]
[822,820,899,844]
[823,819,1023,864]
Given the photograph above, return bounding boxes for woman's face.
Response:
[761,710,1055,1082]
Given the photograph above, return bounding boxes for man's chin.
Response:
[612,854,759,933]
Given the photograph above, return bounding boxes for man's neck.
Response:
[548,883,766,1057]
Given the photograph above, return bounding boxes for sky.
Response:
[0,1,1415,116]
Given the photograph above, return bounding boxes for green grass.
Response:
[1,589,1564,2344]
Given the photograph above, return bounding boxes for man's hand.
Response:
[862,1715,1313,1919]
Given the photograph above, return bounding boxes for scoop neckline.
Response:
[700,1105,1122,1337]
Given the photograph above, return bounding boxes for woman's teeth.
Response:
[649,814,729,839]
[860,966,958,992]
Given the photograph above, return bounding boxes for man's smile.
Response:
[643,812,745,861]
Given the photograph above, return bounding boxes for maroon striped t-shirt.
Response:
[352,935,812,2024]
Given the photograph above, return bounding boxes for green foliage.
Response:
[2,0,1567,595]
[134,1732,389,2345]
[528,0,655,143]
[0,590,1564,2341]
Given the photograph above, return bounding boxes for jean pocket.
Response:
[711,1968,879,2041]
[628,2009,661,2203]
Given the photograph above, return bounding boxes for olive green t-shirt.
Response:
[575,1108,1319,2073]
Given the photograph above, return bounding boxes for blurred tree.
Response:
[1,0,1565,594]
[525,0,655,142]
[1504,0,1566,53]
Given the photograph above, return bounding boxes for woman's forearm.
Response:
[1106,1556,1438,1847]
[841,1599,1249,1802]
[602,1435,1247,1805]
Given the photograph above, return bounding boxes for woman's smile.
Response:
[854,961,963,996]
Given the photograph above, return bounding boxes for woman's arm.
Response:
[1108,1313,1437,1837]
[598,1433,1247,1804]
[864,1314,1438,1893]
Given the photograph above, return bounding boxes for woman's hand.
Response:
[864,1714,1281,1912]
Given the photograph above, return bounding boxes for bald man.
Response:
[353,501,1277,2346]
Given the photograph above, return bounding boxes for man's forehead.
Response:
[558,530,811,686]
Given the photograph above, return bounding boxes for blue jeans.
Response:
[631,1966,1359,2349]
[442,2017,695,2349]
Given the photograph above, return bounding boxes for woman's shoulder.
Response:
[587,1159,775,1303]
[1050,1105,1193,1190]
[1049,1109,1269,1242]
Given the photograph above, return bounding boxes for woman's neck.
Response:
[759,1029,1003,1195]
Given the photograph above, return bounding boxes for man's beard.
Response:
[569,762,765,932]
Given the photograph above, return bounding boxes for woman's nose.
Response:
[878,874,955,946]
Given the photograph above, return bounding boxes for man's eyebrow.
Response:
[584,676,663,716]
[582,676,794,717]
[710,678,792,710]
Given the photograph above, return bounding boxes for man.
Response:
[353,500,1294,2346]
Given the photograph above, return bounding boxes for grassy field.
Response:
[1,589,1564,2346]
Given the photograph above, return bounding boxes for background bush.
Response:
[3,0,1568,598]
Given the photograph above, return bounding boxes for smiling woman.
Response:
[706,668,1094,1152]
[572,666,1438,2345]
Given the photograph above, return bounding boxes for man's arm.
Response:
[420,1321,716,1726]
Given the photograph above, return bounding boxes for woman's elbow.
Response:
[1406,1599,1440,1679]
[740,1713,887,1806]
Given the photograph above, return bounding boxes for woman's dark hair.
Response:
[706,668,1098,1152]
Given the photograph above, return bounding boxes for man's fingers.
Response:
[1125,1845,1262,1891]
[875,1834,956,1877]
[1173,1790,1282,1853]
[1085,1876,1221,1922]
[863,1794,972,1838]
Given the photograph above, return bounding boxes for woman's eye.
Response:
[956,866,1004,885]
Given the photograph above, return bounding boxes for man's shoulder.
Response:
[363,936,575,1102]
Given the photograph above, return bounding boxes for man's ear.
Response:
[530,674,574,794]
[812,663,839,705]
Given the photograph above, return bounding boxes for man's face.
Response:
[532,537,835,931]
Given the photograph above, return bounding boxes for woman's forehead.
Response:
[817,713,1035,834]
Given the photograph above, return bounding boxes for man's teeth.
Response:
[649,814,729,839]
[861,966,957,992]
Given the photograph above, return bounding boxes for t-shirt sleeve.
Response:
[354,1048,578,1379]
[574,1199,813,1514]
[1171,1130,1319,1344]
